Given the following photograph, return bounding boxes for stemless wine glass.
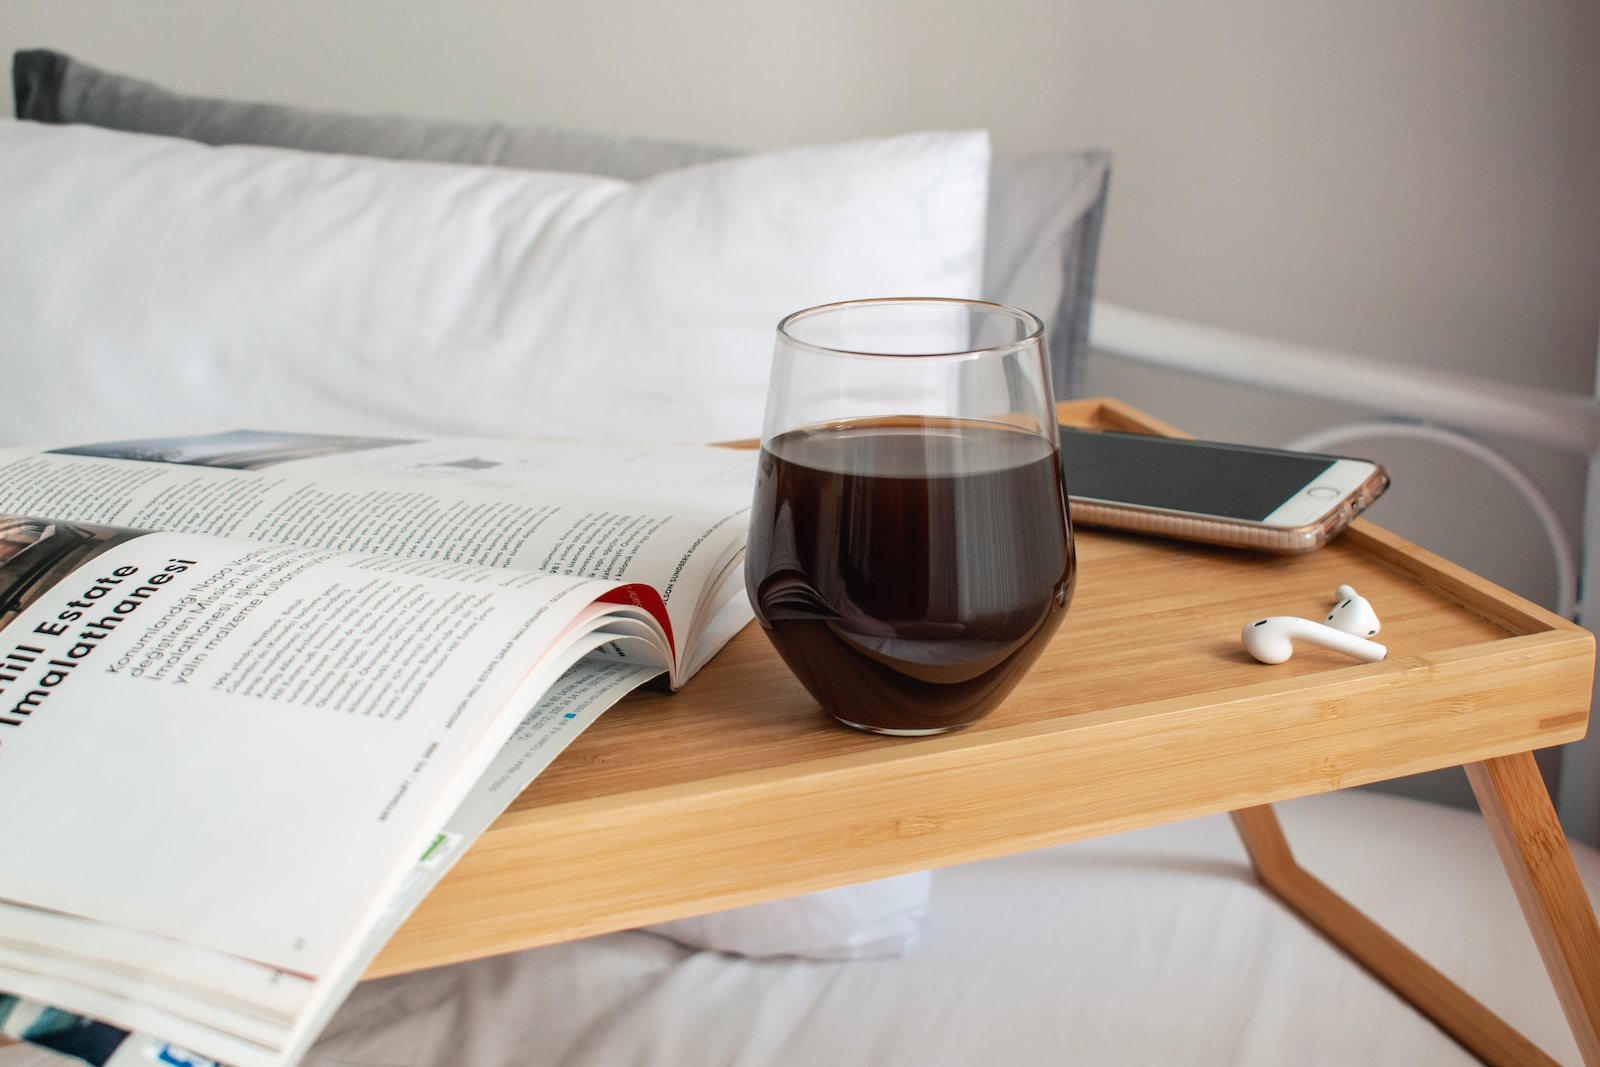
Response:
[747,298,1076,735]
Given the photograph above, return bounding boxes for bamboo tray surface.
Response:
[370,398,1593,977]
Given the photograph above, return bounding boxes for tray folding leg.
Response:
[1230,772,1600,1067]
[1466,752,1600,1066]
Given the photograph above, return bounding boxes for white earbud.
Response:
[1240,616,1388,665]
[1324,584,1381,638]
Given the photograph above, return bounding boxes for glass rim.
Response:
[776,297,1045,361]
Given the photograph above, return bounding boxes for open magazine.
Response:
[0,430,758,1067]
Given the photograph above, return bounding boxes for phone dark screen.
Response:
[1058,427,1340,522]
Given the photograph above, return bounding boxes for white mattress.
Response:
[6,790,1596,1066]
[302,789,1600,1067]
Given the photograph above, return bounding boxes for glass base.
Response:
[834,716,965,737]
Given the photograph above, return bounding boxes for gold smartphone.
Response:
[1058,426,1389,553]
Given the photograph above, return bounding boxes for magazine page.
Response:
[0,517,671,1058]
[3,987,230,1067]
[0,433,756,683]
[0,955,274,1067]
[0,657,667,1067]
[276,656,663,1067]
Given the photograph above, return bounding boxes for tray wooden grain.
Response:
[369,398,1595,1013]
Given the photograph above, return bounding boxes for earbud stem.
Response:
[1241,616,1387,665]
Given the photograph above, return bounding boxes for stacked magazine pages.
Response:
[0,429,758,1067]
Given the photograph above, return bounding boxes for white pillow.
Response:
[0,119,989,447]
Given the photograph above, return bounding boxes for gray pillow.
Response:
[10,48,739,180]
[13,48,1108,397]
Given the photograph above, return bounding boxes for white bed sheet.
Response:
[294,789,1600,1067]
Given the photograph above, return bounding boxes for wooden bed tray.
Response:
[371,398,1600,1067]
